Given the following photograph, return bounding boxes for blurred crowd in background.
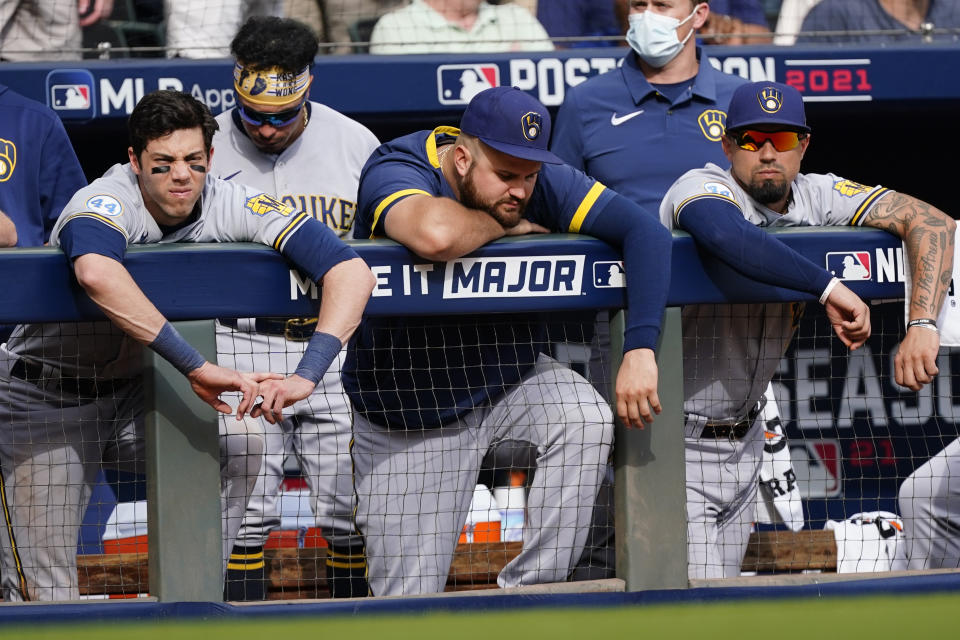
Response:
[2,0,958,62]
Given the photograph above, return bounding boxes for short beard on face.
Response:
[458,164,526,228]
[746,178,789,206]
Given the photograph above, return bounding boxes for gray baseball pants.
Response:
[684,416,764,579]
[0,354,263,601]
[899,436,960,569]
[216,325,358,549]
[352,355,613,596]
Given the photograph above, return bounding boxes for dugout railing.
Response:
[0,228,912,602]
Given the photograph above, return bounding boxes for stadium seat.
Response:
[347,16,381,54]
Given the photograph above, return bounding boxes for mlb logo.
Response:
[593,261,625,288]
[437,64,500,105]
[789,439,842,498]
[45,69,96,119]
[51,84,91,110]
[825,251,871,281]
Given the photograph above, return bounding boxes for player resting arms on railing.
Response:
[659,80,954,579]
[343,86,672,596]
[0,90,375,602]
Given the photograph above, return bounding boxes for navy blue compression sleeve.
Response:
[676,196,832,295]
[581,192,671,352]
[281,217,360,283]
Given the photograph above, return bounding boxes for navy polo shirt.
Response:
[0,83,86,246]
[552,50,747,215]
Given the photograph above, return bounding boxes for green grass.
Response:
[5,593,959,639]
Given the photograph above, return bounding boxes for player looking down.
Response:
[0,90,375,601]
[344,86,672,595]
[212,15,380,601]
[659,81,954,578]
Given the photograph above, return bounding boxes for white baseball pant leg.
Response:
[899,437,960,569]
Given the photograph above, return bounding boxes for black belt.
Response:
[700,402,763,440]
[9,358,128,398]
[220,317,317,341]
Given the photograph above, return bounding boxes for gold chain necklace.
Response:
[437,143,451,167]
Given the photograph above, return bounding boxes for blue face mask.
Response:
[626,4,700,69]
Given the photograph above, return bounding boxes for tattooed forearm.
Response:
[864,191,955,319]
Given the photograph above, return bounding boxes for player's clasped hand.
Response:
[895,325,941,391]
[615,348,662,429]
[823,282,871,350]
[250,374,317,424]
[186,363,282,416]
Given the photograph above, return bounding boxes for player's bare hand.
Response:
[823,282,871,350]
[250,374,316,424]
[895,326,941,391]
[503,219,549,237]
[187,363,262,415]
[78,0,114,27]
[615,348,661,429]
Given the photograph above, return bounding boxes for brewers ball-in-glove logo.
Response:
[0,138,16,182]
[521,111,542,141]
[245,193,295,217]
[758,87,783,114]
[698,110,727,141]
[236,67,268,97]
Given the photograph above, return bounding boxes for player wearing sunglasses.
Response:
[237,99,308,130]
[657,81,954,579]
[210,16,380,601]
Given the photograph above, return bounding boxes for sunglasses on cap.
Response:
[730,129,806,152]
[237,100,305,128]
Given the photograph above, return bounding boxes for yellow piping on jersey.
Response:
[0,469,30,600]
[229,551,265,561]
[326,558,367,569]
[568,182,607,233]
[227,560,265,570]
[426,126,461,168]
[850,187,891,226]
[673,193,742,225]
[369,189,431,238]
[272,211,309,250]
[64,212,129,239]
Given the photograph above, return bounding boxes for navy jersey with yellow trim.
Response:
[345,127,616,430]
[352,127,615,240]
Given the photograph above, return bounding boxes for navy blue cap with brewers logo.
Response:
[459,86,562,164]
[725,81,811,133]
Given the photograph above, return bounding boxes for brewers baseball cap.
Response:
[725,81,811,133]
[459,86,562,164]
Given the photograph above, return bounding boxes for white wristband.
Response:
[819,277,841,305]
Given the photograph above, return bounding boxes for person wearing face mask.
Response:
[551,0,749,580]
[554,0,746,216]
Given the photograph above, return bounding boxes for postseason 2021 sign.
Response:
[0,46,956,125]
